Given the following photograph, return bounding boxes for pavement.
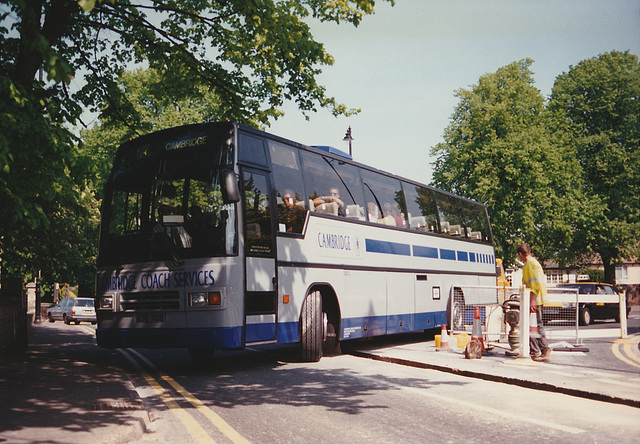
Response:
[349,326,640,410]
[0,321,148,444]
[1,310,639,443]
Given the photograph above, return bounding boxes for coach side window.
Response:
[242,171,273,255]
[330,160,366,220]
[461,200,490,242]
[300,151,365,218]
[403,184,439,232]
[433,191,465,237]
[238,133,267,166]
[360,170,407,227]
[269,141,307,233]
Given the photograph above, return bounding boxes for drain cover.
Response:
[93,399,144,411]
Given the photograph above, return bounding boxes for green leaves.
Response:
[1,0,391,285]
[432,52,639,281]
[431,59,582,265]
[549,51,640,282]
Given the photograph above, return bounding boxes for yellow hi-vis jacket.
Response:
[522,256,547,306]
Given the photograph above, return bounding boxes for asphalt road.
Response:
[0,308,638,443]
[119,344,640,444]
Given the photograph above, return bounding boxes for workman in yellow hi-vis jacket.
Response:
[517,244,551,362]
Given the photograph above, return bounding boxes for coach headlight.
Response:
[189,291,222,307]
[189,292,208,307]
[100,295,113,309]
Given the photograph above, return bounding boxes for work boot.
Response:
[534,349,552,362]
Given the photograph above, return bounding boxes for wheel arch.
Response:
[447,286,466,331]
[301,282,342,338]
[299,282,342,360]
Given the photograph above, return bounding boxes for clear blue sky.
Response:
[267,0,640,185]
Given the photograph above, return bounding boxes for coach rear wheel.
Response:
[301,290,323,362]
[448,288,465,331]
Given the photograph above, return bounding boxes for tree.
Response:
[430,59,583,265]
[80,67,242,199]
[1,0,391,281]
[4,0,383,125]
[0,75,95,286]
[548,51,640,284]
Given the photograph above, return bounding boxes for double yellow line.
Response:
[117,348,251,444]
[611,333,640,369]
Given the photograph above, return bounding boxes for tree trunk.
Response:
[14,0,80,89]
[599,252,617,285]
[14,0,45,89]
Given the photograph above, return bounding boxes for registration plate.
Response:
[135,313,166,323]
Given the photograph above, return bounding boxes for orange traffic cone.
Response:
[439,324,449,348]
[471,306,485,351]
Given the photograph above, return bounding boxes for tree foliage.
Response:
[0,76,98,287]
[548,51,640,283]
[0,0,391,283]
[431,59,584,265]
[4,0,385,125]
[81,66,245,199]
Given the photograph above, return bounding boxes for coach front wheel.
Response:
[301,291,323,362]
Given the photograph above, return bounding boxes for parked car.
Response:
[543,282,630,326]
[47,297,96,325]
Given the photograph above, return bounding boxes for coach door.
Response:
[242,169,278,343]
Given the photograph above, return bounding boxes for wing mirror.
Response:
[222,170,240,204]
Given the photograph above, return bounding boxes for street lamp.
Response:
[343,126,353,157]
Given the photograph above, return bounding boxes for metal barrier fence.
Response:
[542,287,580,345]
[448,284,628,356]
[448,285,521,341]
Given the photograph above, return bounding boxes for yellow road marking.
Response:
[612,334,640,369]
[624,342,640,365]
[117,349,216,444]
[128,349,251,444]
[79,326,247,442]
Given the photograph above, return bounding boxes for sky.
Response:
[267,0,640,185]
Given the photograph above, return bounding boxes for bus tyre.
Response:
[301,291,323,362]
[448,289,465,331]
